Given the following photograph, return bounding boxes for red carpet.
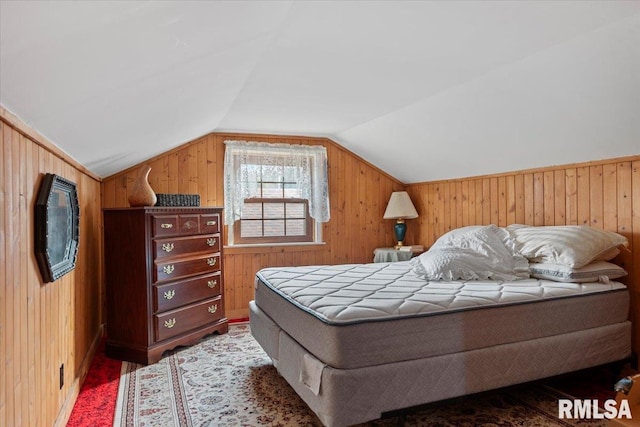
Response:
[66,340,122,427]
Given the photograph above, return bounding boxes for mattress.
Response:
[254,261,629,369]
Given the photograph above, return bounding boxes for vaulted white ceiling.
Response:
[1,1,639,182]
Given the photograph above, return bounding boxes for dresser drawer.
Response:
[178,215,200,234]
[154,296,223,342]
[154,253,221,282]
[200,213,220,234]
[152,215,179,237]
[154,234,221,260]
[153,272,221,312]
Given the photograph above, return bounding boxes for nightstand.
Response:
[373,246,424,263]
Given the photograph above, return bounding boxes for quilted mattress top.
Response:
[255,261,626,325]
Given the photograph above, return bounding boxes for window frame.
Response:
[233,196,314,244]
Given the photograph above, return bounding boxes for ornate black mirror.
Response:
[35,173,80,283]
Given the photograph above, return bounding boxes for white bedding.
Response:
[411,224,530,281]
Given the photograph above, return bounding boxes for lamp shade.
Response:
[383,191,419,220]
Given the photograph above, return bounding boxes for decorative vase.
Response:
[128,165,157,207]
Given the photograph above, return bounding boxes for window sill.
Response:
[224,242,326,255]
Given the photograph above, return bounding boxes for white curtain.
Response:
[223,140,330,226]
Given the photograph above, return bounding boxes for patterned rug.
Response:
[113,324,608,426]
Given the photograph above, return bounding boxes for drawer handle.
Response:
[163,265,175,275]
[206,238,217,247]
[208,304,218,314]
[162,243,174,253]
[161,223,173,229]
[207,258,217,267]
[183,221,197,230]
[206,220,217,226]
[207,280,218,288]
[163,290,175,300]
[164,318,176,329]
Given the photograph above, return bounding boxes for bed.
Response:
[249,225,632,426]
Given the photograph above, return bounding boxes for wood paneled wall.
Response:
[0,111,103,427]
[101,132,405,319]
[406,156,640,351]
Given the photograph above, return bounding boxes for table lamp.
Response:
[383,191,419,248]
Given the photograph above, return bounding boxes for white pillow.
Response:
[507,224,627,268]
[411,225,530,281]
[529,261,627,283]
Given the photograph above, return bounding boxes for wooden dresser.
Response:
[103,207,228,364]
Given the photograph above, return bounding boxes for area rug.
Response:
[113,323,608,426]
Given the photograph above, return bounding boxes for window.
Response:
[234,178,313,244]
[224,140,330,245]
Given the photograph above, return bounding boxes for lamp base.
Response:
[394,219,406,249]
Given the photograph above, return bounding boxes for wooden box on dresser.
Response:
[103,207,228,364]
